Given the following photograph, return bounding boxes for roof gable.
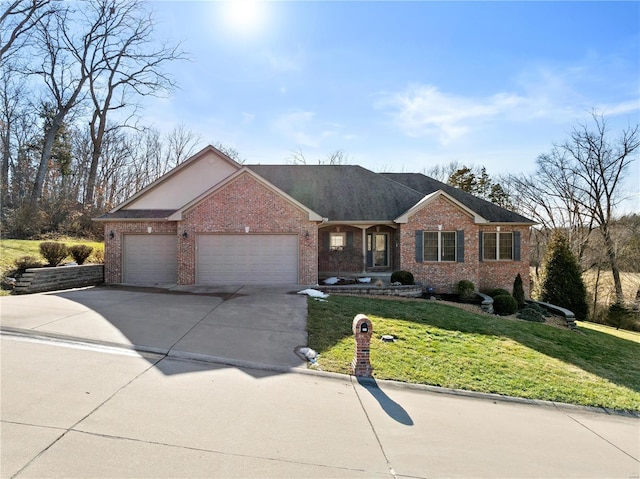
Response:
[395,190,487,224]
[113,145,241,212]
[383,173,535,224]
[169,167,323,222]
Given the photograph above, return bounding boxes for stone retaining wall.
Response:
[526,299,577,330]
[14,264,104,294]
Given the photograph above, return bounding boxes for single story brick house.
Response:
[95,145,535,295]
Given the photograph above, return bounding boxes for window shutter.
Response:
[415,230,423,262]
[322,231,329,251]
[513,231,521,261]
[346,231,354,249]
[478,232,483,262]
[457,230,464,263]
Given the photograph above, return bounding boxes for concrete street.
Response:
[1,287,639,478]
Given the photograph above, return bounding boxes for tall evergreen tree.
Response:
[512,273,525,308]
[540,230,588,320]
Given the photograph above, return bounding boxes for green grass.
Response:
[308,295,640,412]
[0,238,104,277]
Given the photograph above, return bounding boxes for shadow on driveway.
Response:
[0,284,309,378]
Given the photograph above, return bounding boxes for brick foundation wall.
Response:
[179,172,318,285]
[103,221,177,284]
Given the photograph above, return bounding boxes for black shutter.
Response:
[457,230,464,263]
[346,231,354,249]
[513,231,521,261]
[478,232,483,262]
[415,230,423,262]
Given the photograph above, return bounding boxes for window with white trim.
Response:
[423,231,457,262]
[483,232,513,260]
[329,232,346,251]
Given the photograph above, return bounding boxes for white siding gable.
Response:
[124,149,239,210]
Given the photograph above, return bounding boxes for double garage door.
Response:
[197,234,298,285]
[121,233,299,285]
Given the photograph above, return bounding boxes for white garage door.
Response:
[197,234,298,285]
[123,234,177,284]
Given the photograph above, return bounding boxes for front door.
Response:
[367,233,389,267]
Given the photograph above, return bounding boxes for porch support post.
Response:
[361,227,367,273]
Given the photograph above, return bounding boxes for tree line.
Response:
[425,112,639,315]
[1,0,193,237]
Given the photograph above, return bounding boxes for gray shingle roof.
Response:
[382,173,535,223]
[94,166,534,224]
[247,165,425,221]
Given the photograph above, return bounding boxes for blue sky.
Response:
[144,1,639,202]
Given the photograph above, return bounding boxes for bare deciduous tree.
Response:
[508,112,639,304]
[84,0,186,207]
[28,5,89,208]
[566,113,639,304]
[0,0,53,64]
[288,147,351,165]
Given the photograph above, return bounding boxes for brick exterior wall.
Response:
[178,172,318,285]
[477,224,531,296]
[398,196,531,296]
[102,173,530,293]
[318,224,397,274]
[103,221,177,284]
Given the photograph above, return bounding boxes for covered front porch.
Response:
[318,223,399,278]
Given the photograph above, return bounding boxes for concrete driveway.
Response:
[0,285,309,373]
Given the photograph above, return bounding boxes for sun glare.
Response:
[222,0,266,34]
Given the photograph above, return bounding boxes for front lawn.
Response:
[307,295,640,412]
[0,238,104,296]
[0,238,103,272]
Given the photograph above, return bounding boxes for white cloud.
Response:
[271,110,319,147]
[378,70,639,145]
[377,84,527,144]
[270,111,350,149]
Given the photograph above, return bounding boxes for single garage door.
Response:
[197,234,298,285]
[123,234,177,284]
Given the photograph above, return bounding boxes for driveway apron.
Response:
[0,285,308,370]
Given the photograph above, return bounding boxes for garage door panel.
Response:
[123,235,177,284]
[197,234,298,285]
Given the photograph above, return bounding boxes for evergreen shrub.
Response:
[493,294,518,316]
[390,270,414,285]
[488,288,510,298]
[525,302,550,317]
[455,280,475,301]
[517,306,545,322]
[540,231,588,320]
[512,273,525,308]
[607,303,632,330]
